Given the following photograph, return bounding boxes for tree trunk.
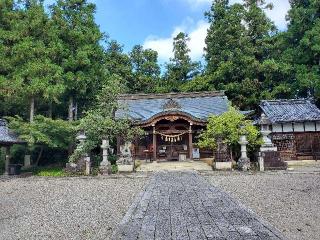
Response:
[48,101,53,119]
[230,147,233,162]
[30,96,35,122]
[68,96,74,122]
[74,101,78,121]
[35,145,44,166]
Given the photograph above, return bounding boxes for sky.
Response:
[44,0,291,64]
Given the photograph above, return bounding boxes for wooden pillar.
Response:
[153,125,157,161]
[4,146,10,175]
[189,123,193,160]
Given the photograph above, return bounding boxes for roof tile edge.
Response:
[118,91,226,100]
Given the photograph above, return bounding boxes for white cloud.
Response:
[143,19,209,62]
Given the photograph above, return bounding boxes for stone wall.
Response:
[272,132,320,160]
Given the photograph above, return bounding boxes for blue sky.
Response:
[44,0,291,64]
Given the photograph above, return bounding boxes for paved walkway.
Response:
[112,172,285,240]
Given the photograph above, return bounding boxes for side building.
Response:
[260,99,320,161]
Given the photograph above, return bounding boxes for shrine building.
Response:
[116,91,230,161]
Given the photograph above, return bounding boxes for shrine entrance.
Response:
[155,119,190,161]
[127,112,210,162]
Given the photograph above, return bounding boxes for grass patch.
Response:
[23,166,69,177]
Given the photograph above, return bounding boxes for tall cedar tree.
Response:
[164,32,200,92]
[204,0,276,109]
[282,0,320,99]
[1,1,64,122]
[129,45,160,93]
[0,0,22,117]
[50,0,106,121]
[104,40,132,92]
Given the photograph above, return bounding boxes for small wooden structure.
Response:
[116,91,230,161]
[260,99,320,161]
[0,119,26,175]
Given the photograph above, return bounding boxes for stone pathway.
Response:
[112,171,285,240]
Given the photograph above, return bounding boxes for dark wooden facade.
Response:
[118,114,214,161]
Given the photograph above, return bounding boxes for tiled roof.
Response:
[116,91,229,123]
[0,119,26,145]
[260,99,320,123]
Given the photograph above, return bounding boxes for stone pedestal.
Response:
[117,142,134,172]
[238,135,250,171]
[214,161,232,170]
[99,139,111,175]
[258,114,287,170]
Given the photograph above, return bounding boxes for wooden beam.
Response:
[153,125,157,161]
[189,124,193,160]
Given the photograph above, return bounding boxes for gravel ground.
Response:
[204,171,320,240]
[0,174,149,240]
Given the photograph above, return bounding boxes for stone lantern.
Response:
[76,132,91,175]
[259,114,277,151]
[100,139,111,175]
[238,134,251,171]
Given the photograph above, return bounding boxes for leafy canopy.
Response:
[198,107,260,150]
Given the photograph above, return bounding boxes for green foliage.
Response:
[111,164,118,174]
[6,115,75,149]
[202,0,279,109]
[164,32,201,92]
[70,75,144,162]
[198,107,261,152]
[30,167,69,177]
[129,45,160,93]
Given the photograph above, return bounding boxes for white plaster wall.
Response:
[272,124,282,133]
[305,122,316,132]
[283,123,293,132]
[316,122,320,131]
[294,123,304,132]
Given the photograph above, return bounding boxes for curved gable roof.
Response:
[115,91,229,124]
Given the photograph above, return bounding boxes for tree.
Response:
[164,32,201,92]
[198,107,260,161]
[1,1,64,122]
[50,0,106,121]
[129,45,160,93]
[7,115,75,165]
[0,0,23,117]
[282,0,320,100]
[105,40,132,92]
[70,74,143,162]
[203,0,278,109]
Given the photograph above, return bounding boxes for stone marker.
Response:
[24,155,31,168]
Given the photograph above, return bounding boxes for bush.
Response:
[111,164,118,174]
[108,154,117,165]
[29,167,69,177]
